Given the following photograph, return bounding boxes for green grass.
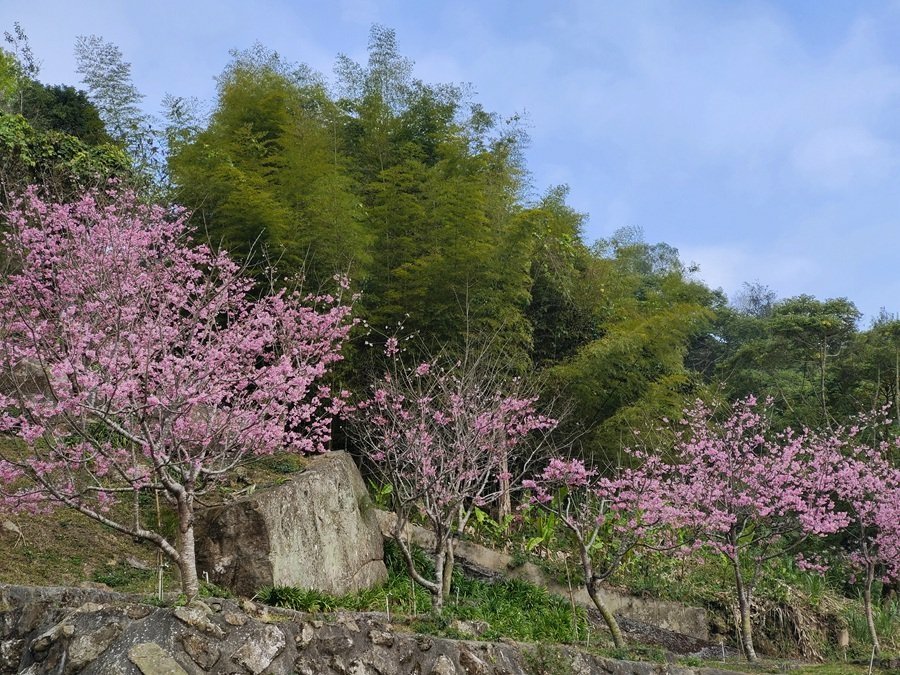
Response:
[845,597,900,658]
[91,560,156,589]
[258,540,590,645]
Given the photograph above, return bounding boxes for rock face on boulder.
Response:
[0,584,746,675]
[195,452,387,597]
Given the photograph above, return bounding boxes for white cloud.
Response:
[679,243,819,300]
[790,126,896,189]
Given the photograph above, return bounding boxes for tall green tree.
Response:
[717,295,861,428]
[2,22,38,116]
[0,31,126,201]
[2,26,109,145]
[0,112,129,201]
[332,26,535,367]
[547,228,719,465]
[170,45,366,290]
[843,312,900,428]
[74,35,147,148]
[523,186,600,367]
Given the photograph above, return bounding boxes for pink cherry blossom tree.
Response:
[352,344,556,612]
[827,417,900,655]
[649,396,846,661]
[0,187,353,597]
[523,456,674,648]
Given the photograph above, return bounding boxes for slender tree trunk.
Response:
[432,549,446,613]
[498,448,511,521]
[864,560,882,656]
[894,348,899,432]
[176,495,199,599]
[391,527,442,609]
[441,540,454,601]
[733,559,757,662]
[578,543,624,648]
[586,579,625,649]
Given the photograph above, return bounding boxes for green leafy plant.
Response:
[92,561,153,589]
[368,480,393,510]
[256,586,338,613]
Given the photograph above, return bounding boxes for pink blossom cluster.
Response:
[354,353,555,529]
[0,188,354,517]
[635,397,854,565]
[828,416,900,584]
[524,454,674,548]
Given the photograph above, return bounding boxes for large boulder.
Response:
[195,452,387,597]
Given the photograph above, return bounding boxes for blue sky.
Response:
[3,1,900,322]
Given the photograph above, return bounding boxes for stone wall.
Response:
[0,584,744,674]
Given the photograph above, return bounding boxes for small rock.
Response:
[338,616,361,632]
[126,604,154,620]
[459,648,489,675]
[223,610,247,626]
[430,654,459,675]
[68,622,121,670]
[32,627,60,653]
[73,602,104,614]
[450,619,489,638]
[181,633,220,670]
[126,555,152,571]
[296,623,316,649]
[173,606,225,638]
[128,642,189,675]
[231,624,285,674]
[368,629,394,647]
[345,659,375,675]
[321,634,354,655]
[187,598,212,612]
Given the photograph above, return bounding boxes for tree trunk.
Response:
[586,578,625,649]
[441,540,454,602]
[577,541,624,648]
[391,528,441,609]
[733,560,757,662]
[864,560,882,656]
[176,495,199,599]
[820,342,829,424]
[894,348,899,432]
[432,549,446,614]
[498,449,511,521]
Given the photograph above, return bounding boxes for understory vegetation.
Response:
[260,541,589,646]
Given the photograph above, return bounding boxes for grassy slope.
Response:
[0,438,306,594]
